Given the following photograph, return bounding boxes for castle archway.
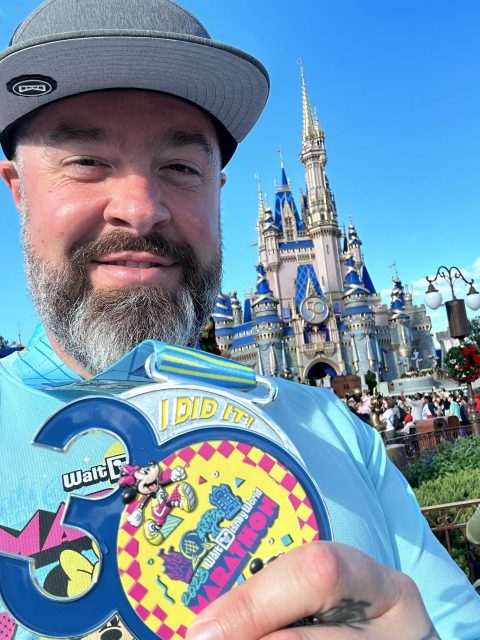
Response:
[304,360,339,386]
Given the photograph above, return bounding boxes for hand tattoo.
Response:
[292,598,371,630]
[294,601,440,640]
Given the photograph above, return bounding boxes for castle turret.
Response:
[347,223,363,267]
[388,277,415,376]
[252,264,284,376]
[341,252,377,378]
[230,291,243,326]
[212,293,234,354]
[389,277,410,323]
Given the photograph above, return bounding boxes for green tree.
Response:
[467,317,480,346]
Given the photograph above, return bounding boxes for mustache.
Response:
[68,231,196,267]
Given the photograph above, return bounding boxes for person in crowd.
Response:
[422,395,436,419]
[448,394,462,422]
[440,391,451,414]
[459,393,470,426]
[409,392,425,424]
[356,389,372,424]
[380,397,401,438]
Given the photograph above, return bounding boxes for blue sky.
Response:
[1,0,480,344]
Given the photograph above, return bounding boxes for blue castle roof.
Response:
[244,298,252,322]
[253,264,277,306]
[295,264,323,311]
[255,313,282,325]
[343,305,373,317]
[231,335,256,348]
[343,255,369,296]
[362,264,376,294]
[232,321,255,335]
[263,208,278,233]
[390,277,409,319]
[274,163,304,232]
[348,224,361,245]
[213,293,233,321]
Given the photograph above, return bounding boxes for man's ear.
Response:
[220,171,227,188]
[0,160,22,210]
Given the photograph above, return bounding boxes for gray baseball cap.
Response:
[0,0,270,166]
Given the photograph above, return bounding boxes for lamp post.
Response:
[424,266,480,435]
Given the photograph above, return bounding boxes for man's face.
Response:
[1,90,225,375]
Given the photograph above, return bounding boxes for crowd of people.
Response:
[345,387,476,439]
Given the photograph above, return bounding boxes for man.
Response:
[409,392,425,424]
[0,1,478,639]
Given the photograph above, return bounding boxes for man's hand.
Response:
[185,542,439,639]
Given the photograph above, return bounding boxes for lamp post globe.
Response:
[424,284,443,310]
[466,285,480,311]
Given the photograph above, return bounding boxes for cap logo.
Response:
[7,75,57,97]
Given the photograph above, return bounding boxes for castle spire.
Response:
[299,60,321,143]
[277,148,289,188]
[389,276,410,322]
[347,221,363,265]
[299,63,342,298]
[255,173,266,220]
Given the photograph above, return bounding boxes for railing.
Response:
[385,424,472,458]
[421,498,480,556]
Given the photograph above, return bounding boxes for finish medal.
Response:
[0,346,331,639]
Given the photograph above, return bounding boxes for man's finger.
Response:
[185,541,425,640]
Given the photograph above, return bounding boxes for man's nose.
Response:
[103,173,170,235]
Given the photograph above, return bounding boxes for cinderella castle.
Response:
[213,68,435,387]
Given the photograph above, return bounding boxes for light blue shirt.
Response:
[0,326,479,639]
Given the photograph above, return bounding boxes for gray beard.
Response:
[21,223,222,376]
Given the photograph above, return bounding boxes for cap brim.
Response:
[0,34,269,163]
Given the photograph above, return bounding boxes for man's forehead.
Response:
[19,89,221,154]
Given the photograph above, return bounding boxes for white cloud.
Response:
[379,287,391,305]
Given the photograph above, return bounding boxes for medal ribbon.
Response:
[13,324,257,391]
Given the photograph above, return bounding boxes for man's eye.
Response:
[63,157,105,170]
[73,158,102,167]
[168,164,197,174]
